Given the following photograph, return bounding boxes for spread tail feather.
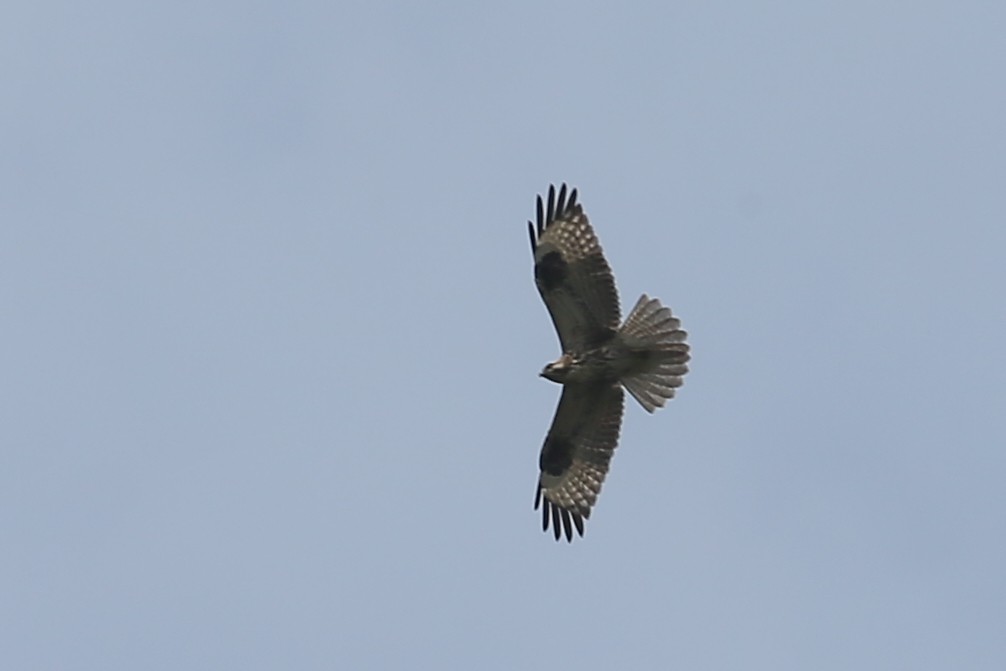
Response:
[619,294,690,413]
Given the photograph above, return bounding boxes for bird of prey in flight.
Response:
[528,184,690,542]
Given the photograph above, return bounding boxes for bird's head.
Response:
[540,353,575,383]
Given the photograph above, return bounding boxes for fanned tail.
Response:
[618,294,690,413]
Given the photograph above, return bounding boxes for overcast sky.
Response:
[3,2,1005,669]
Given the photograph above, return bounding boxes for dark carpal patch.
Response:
[539,435,573,476]
[535,251,568,291]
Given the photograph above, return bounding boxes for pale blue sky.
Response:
[3,2,1005,669]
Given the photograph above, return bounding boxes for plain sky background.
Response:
[3,2,1005,669]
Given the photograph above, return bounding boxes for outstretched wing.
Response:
[535,382,625,542]
[528,184,621,351]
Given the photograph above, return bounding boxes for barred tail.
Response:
[618,294,690,413]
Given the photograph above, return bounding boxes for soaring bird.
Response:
[528,184,690,542]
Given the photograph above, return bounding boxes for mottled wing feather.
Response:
[535,383,625,542]
[528,184,621,351]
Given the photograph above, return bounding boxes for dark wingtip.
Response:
[534,183,579,235]
[527,221,536,253]
[560,508,573,542]
[546,184,556,227]
[536,195,544,238]
[537,491,586,542]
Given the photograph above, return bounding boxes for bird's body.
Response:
[528,184,690,541]
[541,338,681,385]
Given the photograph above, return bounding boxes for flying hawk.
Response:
[528,184,690,542]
